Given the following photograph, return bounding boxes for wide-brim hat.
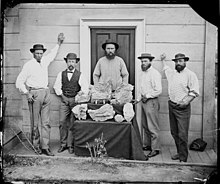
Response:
[172,53,189,61]
[102,39,119,50]
[138,53,155,60]
[64,53,80,62]
[30,44,47,53]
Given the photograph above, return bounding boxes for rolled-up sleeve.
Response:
[93,60,101,84]
[43,44,59,66]
[15,64,29,94]
[120,60,129,84]
[79,73,89,94]
[145,72,162,98]
[188,72,200,97]
[53,72,62,96]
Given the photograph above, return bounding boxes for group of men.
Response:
[15,33,199,163]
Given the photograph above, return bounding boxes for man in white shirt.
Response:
[16,33,65,156]
[137,53,162,159]
[53,53,89,154]
[93,39,129,91]
[160,53,199,162]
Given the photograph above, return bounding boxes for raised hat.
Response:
[102,39,119,50]
[64,53,80,62]
[30,44,47,53]
[172,53,189,61]
[138,53,155,60]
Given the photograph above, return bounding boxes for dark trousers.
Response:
[59,97,76,148]
[28,88,51,149]
[168,100,191,162]
[141,98,161,151]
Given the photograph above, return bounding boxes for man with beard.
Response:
[16,33,65,156]
[93,39,129,91]
[160,53,199,162]
[53,53,89,154]
[136,53,162,159]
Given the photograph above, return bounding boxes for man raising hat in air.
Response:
[93,39,129,91]
[16,33,65,156]
[160,53,199,162]
[53,53,89,154]
[136,53,162,160]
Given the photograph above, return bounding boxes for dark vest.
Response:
[61,69,81,98]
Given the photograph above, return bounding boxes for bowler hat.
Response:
[30,44,47,53]
[64,53,80,62]
[102,39,119,50]
[172,53,189,61]
[138,53,155,60]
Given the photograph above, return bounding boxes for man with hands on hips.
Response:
[160,53,199,162]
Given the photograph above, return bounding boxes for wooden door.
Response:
[91,28,135,88]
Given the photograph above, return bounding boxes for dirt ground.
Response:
[2,155,217,183]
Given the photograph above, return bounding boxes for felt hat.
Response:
[64,53,80,62]
[102,39,119,50]
[137,53,155,60]
[172,53,189,61]
[30,44,47,53]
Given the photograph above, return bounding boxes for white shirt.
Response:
[163,65,199,103]
[16,44,60,94]
[53,69,89,96]
[137,66,162,101]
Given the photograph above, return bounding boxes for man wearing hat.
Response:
[160,53,199,162]
[53,53,89,154]
[136,53,162,159]
[93,39,129,91]
[16,33,65,156]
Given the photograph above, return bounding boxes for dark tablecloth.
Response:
[73,103,145,160]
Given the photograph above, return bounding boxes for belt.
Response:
[168,100,177,105]
[29,87,48,91]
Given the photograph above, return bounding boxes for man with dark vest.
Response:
[53,53,89,154]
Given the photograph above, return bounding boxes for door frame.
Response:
[80,18,145,98]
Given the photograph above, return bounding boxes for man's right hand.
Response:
[61,94,68,105]
[26,92,34,103]
[160,53,166,61]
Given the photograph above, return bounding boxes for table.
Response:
[73,104,145,160]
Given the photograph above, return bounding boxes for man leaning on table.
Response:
[53,53,89,154]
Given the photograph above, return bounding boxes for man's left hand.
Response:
[58,33,65,45]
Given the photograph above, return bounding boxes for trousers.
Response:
[59,96,76,147]
[141,98,161,151]
[168,100,191,162]
[28,88,51,149]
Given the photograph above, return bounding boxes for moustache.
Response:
[68,65,74,70]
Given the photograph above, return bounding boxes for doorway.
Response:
[90,28,135,88]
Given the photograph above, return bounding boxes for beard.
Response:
[175,64,186,73]
[141,63,151,71]
[105,51,116,60]
[68,65,74,71]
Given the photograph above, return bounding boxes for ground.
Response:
[2,155,216,183]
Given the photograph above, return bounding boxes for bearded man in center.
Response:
[93,39,129,91]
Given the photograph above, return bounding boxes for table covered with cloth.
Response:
[73,103,146,160]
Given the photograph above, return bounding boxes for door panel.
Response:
[91,28,135,89]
